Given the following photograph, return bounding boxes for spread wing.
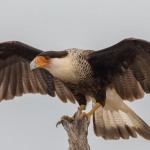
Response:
[0,41,75,103]
[88,38,150,101]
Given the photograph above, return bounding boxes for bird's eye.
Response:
[45,56,50,60]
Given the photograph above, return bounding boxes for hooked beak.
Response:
[30,56,51,71]
[30,60,39,71]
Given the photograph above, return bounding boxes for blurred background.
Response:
[0,0,150,149]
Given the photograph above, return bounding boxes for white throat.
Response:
[46,56,76,82]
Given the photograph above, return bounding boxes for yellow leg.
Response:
[79,105,86,111]
[80,103,101,123]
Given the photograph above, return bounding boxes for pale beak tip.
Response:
[30,60,38,71]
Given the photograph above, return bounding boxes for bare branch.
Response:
[61,108,91,150]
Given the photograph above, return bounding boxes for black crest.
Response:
[38,51,68,58]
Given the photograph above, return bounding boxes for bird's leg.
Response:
[80,103,101,123]
[79,104,86,111]
[56,103,100,126]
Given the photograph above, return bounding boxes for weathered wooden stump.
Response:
[61,108,91,150]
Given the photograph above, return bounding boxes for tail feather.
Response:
[93,88,150,140]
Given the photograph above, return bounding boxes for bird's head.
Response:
[30,51,68,71]
[30,55,51,70]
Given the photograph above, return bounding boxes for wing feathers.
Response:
[0,54,64,101]
[54,78,67,103]
[2,60,11,100]
[54,78,75,103]
[33,69,47,95]
[63,86,76,103]
[21,61,32,93]
[93,108,105,137]
[93,88,150,140]
[113,69,145,101]
[9,59,17,97]
[108,110,121,139]
[15,58,24,96]
[113,111,129,139]
[102,109,112,139]
[88,38,150,101]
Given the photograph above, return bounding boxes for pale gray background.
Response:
[0,0,150,150]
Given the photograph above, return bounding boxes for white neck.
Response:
[46,56,76,82]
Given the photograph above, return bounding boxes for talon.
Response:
[79,112,87,119]
[56,103,101,126]
[79,103,101,123]
[56,120,62,127]
[80,112,92,123]
[56,115,74,127]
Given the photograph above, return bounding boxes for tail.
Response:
[93,88,150,140]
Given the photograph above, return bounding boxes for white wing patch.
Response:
[119,110,134,127]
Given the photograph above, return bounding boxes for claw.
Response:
[56,120,62,127]
[56,103,101,126]
[56,115,74,127]
[80,112,91,123]
[79,103,101,123]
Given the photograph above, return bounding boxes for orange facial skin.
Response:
[34,56,51,68]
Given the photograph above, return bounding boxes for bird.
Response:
[0,38,150,140]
